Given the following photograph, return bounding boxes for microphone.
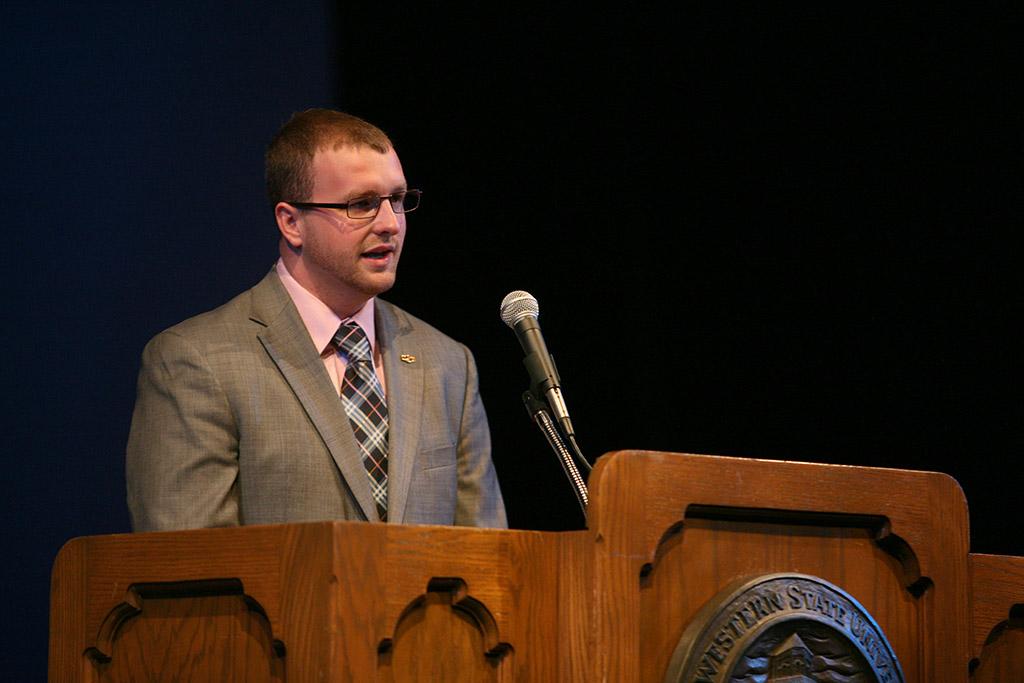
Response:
[500,290,575,437]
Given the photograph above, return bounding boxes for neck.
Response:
[279,247,369,319]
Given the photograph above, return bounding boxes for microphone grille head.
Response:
[500,290,539,327]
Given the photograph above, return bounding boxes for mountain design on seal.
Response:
[730,624,871,683]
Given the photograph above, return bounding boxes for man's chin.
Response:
[359,272,397,297]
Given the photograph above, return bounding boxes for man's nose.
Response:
[373,199,401,234]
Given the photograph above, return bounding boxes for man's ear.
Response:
[275,202,303,248]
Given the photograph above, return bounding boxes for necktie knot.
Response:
[334,322,372,362]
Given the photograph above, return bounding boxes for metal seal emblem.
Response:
[663,573,905,683]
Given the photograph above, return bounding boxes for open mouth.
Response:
[363,246,394,260]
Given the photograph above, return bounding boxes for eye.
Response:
[349,197,377,210]
[347,197,379,215]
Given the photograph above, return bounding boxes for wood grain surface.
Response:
[48,451,1023,681]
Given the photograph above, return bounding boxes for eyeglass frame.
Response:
[286,189,422,220]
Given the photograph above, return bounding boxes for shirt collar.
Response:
[275,259,377,356]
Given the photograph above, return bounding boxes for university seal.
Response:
[663,573,905,683]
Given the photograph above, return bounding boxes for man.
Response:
[127,109,506,531]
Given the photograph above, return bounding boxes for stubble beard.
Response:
[306,241,400,306]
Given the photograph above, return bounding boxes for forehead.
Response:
[310,144,406,197]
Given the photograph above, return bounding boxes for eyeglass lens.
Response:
[348,191,419,218]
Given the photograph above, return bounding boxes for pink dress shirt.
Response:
[275,259,387,395]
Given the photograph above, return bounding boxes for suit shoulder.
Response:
[376,299,473,358]
[144,270,287,347]
[147,288,255,347]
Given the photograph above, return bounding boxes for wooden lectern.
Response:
[49,451,1024,681]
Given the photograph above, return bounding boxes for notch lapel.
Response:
[250,272,377,521]
[376,301,424,525]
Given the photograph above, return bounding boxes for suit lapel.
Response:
[376,300,424,525]
[249,271,377,521]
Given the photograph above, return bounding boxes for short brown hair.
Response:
[265,108,393,205]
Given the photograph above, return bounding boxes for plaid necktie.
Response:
[333,322,388,521]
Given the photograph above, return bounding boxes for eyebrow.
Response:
[347,185,408,200]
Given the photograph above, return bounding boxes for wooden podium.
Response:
[49,451,1023,682]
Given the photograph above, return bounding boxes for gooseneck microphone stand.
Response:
[521,391,590,516]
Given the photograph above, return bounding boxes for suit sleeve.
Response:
[126,330,241,531]
[454,345,508,528]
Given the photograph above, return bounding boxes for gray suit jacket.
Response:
[126,270,506,531]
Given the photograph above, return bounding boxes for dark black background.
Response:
[3,4,1021,679]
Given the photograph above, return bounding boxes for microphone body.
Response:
[501,291,575,437]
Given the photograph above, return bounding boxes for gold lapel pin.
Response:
[400,354,417,364]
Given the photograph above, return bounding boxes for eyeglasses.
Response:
[287,189,422,220]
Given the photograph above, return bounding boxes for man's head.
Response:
[269,109,411,318]
[265,108,393,206]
